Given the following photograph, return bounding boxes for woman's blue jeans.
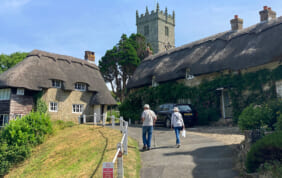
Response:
[142,126,153,148]
[174,126,182,144]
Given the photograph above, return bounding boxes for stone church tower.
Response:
[136,3,175,54]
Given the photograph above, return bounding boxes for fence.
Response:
[79,114,128,178]
[110,116,128,178]
[79,113,107,126]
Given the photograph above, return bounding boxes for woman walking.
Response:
[171,107,185,148]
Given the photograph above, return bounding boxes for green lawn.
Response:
[6,124,140,178]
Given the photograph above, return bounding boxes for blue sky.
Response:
[1,0,282,65]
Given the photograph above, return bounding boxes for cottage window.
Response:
[72,104,84,113]
[186,68,195,80]
[0,114,9,127]
[52,80,62,88]
[0,89,11,100]
[165,26,169,36]
[13,114,23,119]
[16,88,24,95]
[152,76,158,87]
[75,83,86,91]
[49,102,58,112]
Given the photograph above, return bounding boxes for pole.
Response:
[83,114,86,124]
[123,121,128,155]
[102,113,106,127]
[111,115,115,128]
[117,143,124,178]
[120,117,123,133]
[94,113,97,125]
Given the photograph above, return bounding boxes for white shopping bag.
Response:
[181,129,186,138]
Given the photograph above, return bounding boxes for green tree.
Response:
[99,33,150,101]
[0,52,28,73]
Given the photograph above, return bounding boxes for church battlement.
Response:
[136,3,175,26]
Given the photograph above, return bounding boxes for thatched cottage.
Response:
[0,50,116,127]
[127,6,282,119]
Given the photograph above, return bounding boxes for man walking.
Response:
[141,104,157,150]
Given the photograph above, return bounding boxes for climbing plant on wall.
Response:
[119,66,282,125]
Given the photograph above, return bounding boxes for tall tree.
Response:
[99,33,150,101]
[0,52,28,73]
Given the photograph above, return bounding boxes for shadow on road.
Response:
[163,144,239,178]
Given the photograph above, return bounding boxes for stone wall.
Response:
[136,7,175,54]
[42,88,95,123]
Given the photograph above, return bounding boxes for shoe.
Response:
[177,144,181,148]
[143,146,147,150]
[147,147,152,150]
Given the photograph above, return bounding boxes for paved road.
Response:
[128,126,239,178]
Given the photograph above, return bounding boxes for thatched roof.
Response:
[127,16,282,89]
[0,50,116,105]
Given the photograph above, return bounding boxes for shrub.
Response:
[36,98,47,114]
[274,114,282,131]
[245,131,282,173]
[2,112,53,146]
[264,99,282,130]
[0,112,53,176]
[259,161,282,177]
[238,104,272,130]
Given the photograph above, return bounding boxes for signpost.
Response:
[103,162,114,178]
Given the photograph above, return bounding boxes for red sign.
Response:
[103,162,114,178]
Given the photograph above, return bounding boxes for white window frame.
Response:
[75,83,86,91]
[0,114,9,127]
[49,102,58,112]
[186,68,195,80]
[13,114,23,119]
[16,88,25,95]
[72,104,84,113]
[152,76,159,87]
[0,89,11,100]
[52,80,62,88]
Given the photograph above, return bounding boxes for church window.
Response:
[144,25,149,36]
[165,26,169,36]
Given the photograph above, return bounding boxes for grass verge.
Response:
[6,124,140,178]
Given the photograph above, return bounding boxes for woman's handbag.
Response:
[181,129,186,138]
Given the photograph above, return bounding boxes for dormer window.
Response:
[152,76,158,87]
[16,88,24,95]
[52,80,62,88]
[75,83,86,91]
[186,68,195,80]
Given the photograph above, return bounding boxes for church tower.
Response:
[136,3,175,54]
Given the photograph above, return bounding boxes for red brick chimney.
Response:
[230,15,243,31]
[259,6,276,22]
[84,51,95,62]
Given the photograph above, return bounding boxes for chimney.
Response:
[84,51,95,63]
[230,15,243,31]
[259,6,276,22]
